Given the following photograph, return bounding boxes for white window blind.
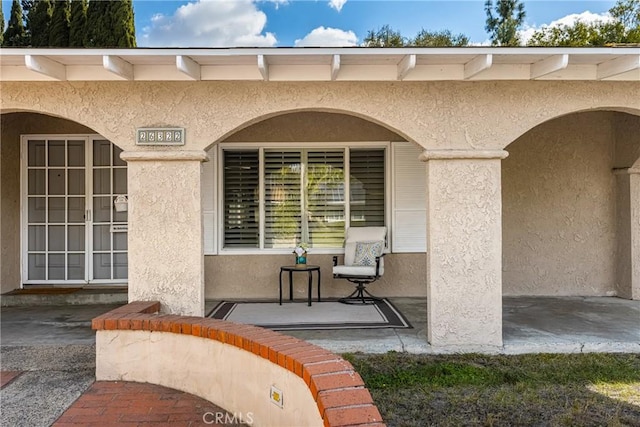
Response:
[264,151,302,248]
[392,142,426,253]
[350,149,385,227]
[307,150,345,248]
[220,145,387,250]
[223,150,259,248]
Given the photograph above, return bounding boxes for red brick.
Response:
[117,316,131,330]
[323,404,383,427]
[253,336,294,359]
[317,388,373,416]
[160,315,181,332]
[119,413,170,422]
[59,406,106,417]
[303,360,354,384]
[191,322,203,337]
[91,317,105,330]
[0,371,22,389]
[277,344,321,373]
[310,372,364,399]
[269,341,304,365]
[148,316,165,332]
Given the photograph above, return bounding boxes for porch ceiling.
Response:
[0,47,638,82]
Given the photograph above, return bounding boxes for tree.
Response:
[49,0,71,47]
[363,25,406,47]
[3,0,29,47]
[69,0,87,47]
[85,1,136,47]
[110,0,136,47]
[22,0,36,44]
[29,0,53,47]
[85,0,111,47]
[528,0,640,46]
[0,6,4,45]
[485,0,526,46]
[411,29,469,47]
[608,0,640,42]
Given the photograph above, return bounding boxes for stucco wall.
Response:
[614,114,640,168]
[0,113,95,293]
[204,253,426,300]
[616,173,632,298]
[2,81,638,153]
[502,112,617,296]
[225,111,406,142]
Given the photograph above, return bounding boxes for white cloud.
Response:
[294,26,358,47]
[328,0,347,12]
[519,11,614,45]
[139,0,277,47]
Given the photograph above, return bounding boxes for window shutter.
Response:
[392,142,426,252]
[350,149,385,227]
[223,150,259,248]
[202,148,216,254]
[307,150,345,248]
[264,150,302,248]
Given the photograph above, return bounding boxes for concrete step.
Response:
[0,288,128,307]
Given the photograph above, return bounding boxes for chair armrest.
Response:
[333,255,339,266]
[374,254,384,277]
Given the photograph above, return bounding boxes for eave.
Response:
[1,46,639,82]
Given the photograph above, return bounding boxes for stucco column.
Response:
[631,170,640,300]
[120,150,208,316]
[624,168,640,300]
[420,149,508,350]
[614,167,640,300]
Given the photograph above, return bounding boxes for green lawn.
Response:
[343,352,640,427]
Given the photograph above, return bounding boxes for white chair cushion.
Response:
[343,226,386,265]
[333,265,384,277]
[353,240,384,266]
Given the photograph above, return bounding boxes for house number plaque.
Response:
[136,127,185,146]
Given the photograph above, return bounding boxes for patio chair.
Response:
[333,226,386,304]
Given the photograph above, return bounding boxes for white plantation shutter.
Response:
[307,150,346,247]
[264,150,302,248]
[350,149,385,227]
[202,148,216,254]
[392,142,426,252]
[223,150,260,248]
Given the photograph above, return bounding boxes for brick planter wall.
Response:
[92,301,385,427]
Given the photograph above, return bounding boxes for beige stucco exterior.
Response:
[2,74,639,349]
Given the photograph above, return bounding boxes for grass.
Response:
[343,352,640,427]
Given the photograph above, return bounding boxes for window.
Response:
[222,145,386,250]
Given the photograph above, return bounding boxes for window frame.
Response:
[217,141,391,255]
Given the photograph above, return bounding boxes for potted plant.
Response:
[293,242,309,266]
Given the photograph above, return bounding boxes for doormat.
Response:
[208,299,412,330]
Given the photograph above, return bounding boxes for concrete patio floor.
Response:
[1,296,638,353]
[276,296,640,354]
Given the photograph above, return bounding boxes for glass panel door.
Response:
[91,139,128,281]
[23,137,127,284]
[25,138,86,282]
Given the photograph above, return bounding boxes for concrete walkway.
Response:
[1,296,638,426]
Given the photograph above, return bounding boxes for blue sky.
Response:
[2,0,619,47]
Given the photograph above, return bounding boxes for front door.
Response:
[21,136,128,285]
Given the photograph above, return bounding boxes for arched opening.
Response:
[502,110,640,298]
[1,112,128,292]
[201,111,428,301]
